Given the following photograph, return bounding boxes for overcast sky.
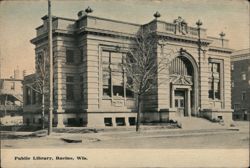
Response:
[0,0,249,78]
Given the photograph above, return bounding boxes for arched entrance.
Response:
[169,51,199,117]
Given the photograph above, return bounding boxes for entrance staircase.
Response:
[177,117,229,130]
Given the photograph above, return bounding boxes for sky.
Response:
[0,0,249,78]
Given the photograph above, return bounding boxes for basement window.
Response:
[218,116,223,120]
[116,117,125,126]
[104,118,113,126]
[129,117,136,126]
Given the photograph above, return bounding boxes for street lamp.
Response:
[196,19,202,49]
[196,19,202,116]
[219,32,226,48]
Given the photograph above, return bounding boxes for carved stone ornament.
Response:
[171,75,193,85]
[173,16,188,35]
[112,99,124,107]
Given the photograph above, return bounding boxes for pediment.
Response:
[171,75,193,86]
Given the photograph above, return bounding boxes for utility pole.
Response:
[0,54,2,79]
[48,0,53,135]
[196,19,202,116]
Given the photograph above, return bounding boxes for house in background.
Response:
[0,69,25,125]
[23,9,233,127]
[231,49,250,121]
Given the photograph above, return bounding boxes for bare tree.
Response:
[124,27,174,132]
[26,51,48,129]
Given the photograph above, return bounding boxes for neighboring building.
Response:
[23,10,233,127]
[231,49,250,121]
[0,70,24,125]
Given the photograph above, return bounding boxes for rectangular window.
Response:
[129,117,136,126]
[116,117,125,126]
[66,76,74,101]
[112,52,124,98]
[104,118,113,126]
[102,50,133,99]
[208,62,221,100]
[66,49,74,63]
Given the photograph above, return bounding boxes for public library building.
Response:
[23,10,233,127]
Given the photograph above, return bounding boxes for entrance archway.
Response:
[169,51,199,117]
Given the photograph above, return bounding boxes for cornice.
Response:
[77,15,141,27]
[31,30,75,45]
[208,46,234,54]
[157,32,211,45]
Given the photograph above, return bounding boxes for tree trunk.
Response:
[136,94,141,132]
[41,80,45,129]
[4,95,8,116]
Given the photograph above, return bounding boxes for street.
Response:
[1,122,249,149]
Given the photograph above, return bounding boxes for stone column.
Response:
[56,60,65,128]
[187,89,191,117]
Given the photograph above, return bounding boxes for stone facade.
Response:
[23,12,233,127]
[231,49,250,121]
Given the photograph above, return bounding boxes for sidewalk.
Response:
[59,125,240,143]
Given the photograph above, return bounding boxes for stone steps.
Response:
[177,117,227,130]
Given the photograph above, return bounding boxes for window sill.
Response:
[113,96,124,99]
[102,97,135,100]
[102,96,111,100]
[209,99,222,102]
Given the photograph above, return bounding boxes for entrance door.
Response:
[175,90,187,117]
